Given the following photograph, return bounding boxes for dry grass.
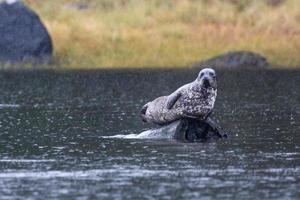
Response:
[24,0,300,68]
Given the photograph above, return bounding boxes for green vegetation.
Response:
[25,0,300,68]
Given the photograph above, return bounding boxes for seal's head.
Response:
[196,68,217,89]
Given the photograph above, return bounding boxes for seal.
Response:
[141,68,217,125]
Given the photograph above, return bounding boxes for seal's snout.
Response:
[203,78,211,88]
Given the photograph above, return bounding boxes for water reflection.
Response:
[0,69,299,199]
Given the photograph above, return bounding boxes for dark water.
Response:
[0,69,299,199]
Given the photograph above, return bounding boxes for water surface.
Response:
[0,69,299,199]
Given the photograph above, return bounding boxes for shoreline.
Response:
[18,0,300,69]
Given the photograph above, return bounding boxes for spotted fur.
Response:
[141,68,217,125]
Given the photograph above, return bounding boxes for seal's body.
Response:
[141,68,217,125]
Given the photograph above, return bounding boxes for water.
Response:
[0,69,299,199]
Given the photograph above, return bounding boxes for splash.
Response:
[103,129,175,139]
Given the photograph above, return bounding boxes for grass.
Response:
[22,0,300,68]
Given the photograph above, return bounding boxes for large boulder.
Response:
[0,0,53,63]
[193,51,268,69]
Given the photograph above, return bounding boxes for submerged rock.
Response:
[193,51,268,69]
[0,0,53,63]
[107,118,227,142]
[139,118,227,142]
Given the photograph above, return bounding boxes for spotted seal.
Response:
[141,68,217,125]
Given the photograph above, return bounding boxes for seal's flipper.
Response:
[182,111,199,119]
[205,117,227,138]
[141,105,147,115]
[166,92,181,109]
[140,105,148,122]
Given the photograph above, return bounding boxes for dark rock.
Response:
[0,0,53,64]
[193,51,268,69]
[65,2,89,11]
[139,118,228,142]
[266,0,284,7]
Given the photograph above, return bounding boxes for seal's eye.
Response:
[200,73,204,78]
[209,72,216,78]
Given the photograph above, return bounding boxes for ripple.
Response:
[0,104,19,108]
[0,169,178,179]
[0,159,56,163]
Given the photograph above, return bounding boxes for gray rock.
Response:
[193,51,268,69]
[138,118,227,142]
[0,0,53,63]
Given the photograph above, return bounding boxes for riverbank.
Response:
[15,0,300,68]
